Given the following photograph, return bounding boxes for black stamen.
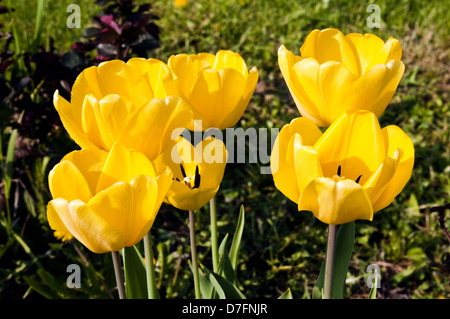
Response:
[180,164,187,178]
[193,166,201,189]
[355,175,362,184]
[337,165,341,177]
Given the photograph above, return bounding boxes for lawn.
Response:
[0,0,449,299]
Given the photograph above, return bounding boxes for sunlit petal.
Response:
[299,177,373,225]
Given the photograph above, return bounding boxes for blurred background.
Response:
[0,0,448,299]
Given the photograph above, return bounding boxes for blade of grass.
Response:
[32,0,45,52]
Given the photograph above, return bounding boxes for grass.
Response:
[0,0,449,299]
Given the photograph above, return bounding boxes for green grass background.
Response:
[0,0,449,299]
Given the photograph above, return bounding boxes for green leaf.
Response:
[218,234,238,285]
[229,205,245,271]
[23,275,55,299]
[278,288,293,299]
[313,222,355,299]
[32,0,45,50]
[368,283,377,299]
[4,127,18,196]
[123,245,150,299]
[201,266,246,299]
[312,261,325,299]
[196,263,214,299]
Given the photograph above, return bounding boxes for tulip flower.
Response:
[278,28,405,127]
[54,58,192,160]
[270,111,414,225]
[167,50,259,130]
[47,143,172,253]
[154,136,228,211]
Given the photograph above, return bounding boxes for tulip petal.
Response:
[371,125,414,212]
[214,68,246,127]
[68,200,127,253]
[166,184,217,211]
[81,94,109,150]
[96,143,156,193]
[70,66,103,108]
[299,177,373,225]
[60,148,108,196]
[47,198,73,238]
[129,174,165,244]
[270,136,300,203]
[219,66,258,129]
[363,150,400,205]
[351,60,404,117]
[213,50,248,76]
[300,28,359,76]
[365,37,402,73]
[293,143,323,195]
[88,181,134,241]
[278,46,324,126]
[89,177,160,247]
[345,33,386,75]
[270,117,322,203]
[315,61,358,124]
[168,54,213,95]
[48,160,92,203]
[118,97,191,160]
[154,166,174,209]
[99,94,134,143]
[314,111,386,184]
[199,137,228,190]
[53,91,97,149]
[96,60,152,108]
[188,69,222,128]
[127,58,176,99]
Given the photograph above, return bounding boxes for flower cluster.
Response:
[46,27,415,300]
[48,51,258,253]
[271,28,414,225]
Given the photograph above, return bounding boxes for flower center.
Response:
[336,165,362,184]
[173,163,201,189]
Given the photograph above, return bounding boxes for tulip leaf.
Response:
[229,205,245,271]
[368,277,378,299]
[312,222,355,299]
[217,234,238,285]
[201,265,246,299]
[195,262,215,299]
[312,262,325,299]
[123,245,149,299]
[278,288,293,299]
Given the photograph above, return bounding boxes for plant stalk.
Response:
[143,231,159,299]
[111,251,126,299]
[323,224,338,299]
[210,196,219,272]
[189,210,201,299]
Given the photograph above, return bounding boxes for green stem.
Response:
[323,224,338,299]
[210,196,219,272]
[143,231,159,299]
[111,251,126,299]
[189,210,201,299]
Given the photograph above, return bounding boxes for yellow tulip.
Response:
[154,136,228,211]
[54,58,192,160]
[270,111,414,225]
[278,28,405,127]
[174,0,188,7]
[168,50,259,130]
[47,143,172,253]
